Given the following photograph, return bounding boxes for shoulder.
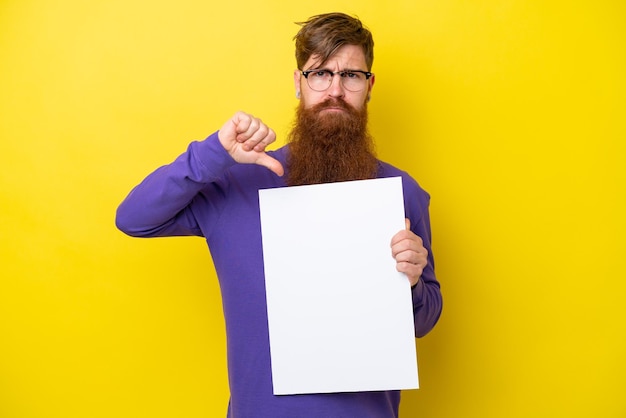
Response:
[376,159,430,206]
[376,160,433,235]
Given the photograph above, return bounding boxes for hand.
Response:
[218,111,284,176]
[391,219,428,287]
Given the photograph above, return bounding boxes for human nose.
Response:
[327,73,345,97]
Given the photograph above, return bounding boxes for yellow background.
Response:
[1,0,624,417]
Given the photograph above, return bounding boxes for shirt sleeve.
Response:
[115,131,235,238]
[404,180,443,338]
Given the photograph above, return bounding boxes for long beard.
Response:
[286,98,378,186]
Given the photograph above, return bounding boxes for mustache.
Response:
[312,98,356,113]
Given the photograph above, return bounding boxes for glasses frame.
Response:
[300,69,373,92]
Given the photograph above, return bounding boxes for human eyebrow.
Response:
[303,67,332,73]
[303,68,367,74]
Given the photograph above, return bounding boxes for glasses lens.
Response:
[306,71,330,91]
[341,72,366,92]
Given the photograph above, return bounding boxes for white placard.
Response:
[259,177,419,395]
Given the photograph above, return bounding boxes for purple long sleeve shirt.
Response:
[116,132,442,418]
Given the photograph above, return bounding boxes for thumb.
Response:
[405,218,411,230]
[257,153,285,177]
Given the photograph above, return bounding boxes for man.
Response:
[116,12,442,418]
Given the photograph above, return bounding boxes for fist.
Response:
[218,111,284,176]
[391,219,428,287]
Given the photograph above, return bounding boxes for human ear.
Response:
[293,69,301,99]
[366,74,375,102]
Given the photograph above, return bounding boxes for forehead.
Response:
[303,44,367,70]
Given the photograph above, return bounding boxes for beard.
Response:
[286,97,378,187]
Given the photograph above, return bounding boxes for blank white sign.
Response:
[259,177,419,395]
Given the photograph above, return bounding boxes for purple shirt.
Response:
[116,132,442,417]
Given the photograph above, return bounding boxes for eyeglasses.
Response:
[301,69,373,92]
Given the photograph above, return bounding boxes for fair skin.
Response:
[217,45,427,286]
[293,44,374,112]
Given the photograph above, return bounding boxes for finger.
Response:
[390,232,423,255]
[253,128,277,152]
[256,154,285,177]
[390,229,410,246]
[394,248,421,264]
[397,260,424,277]
[405,218,411,230]
[236,117,260,142]
[396,261,424,286]
[394,247,428,268]
[232,112,253,136]
[241,124,271,151]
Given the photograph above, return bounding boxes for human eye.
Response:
[311,70,330,78]
[342,71,361,79]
